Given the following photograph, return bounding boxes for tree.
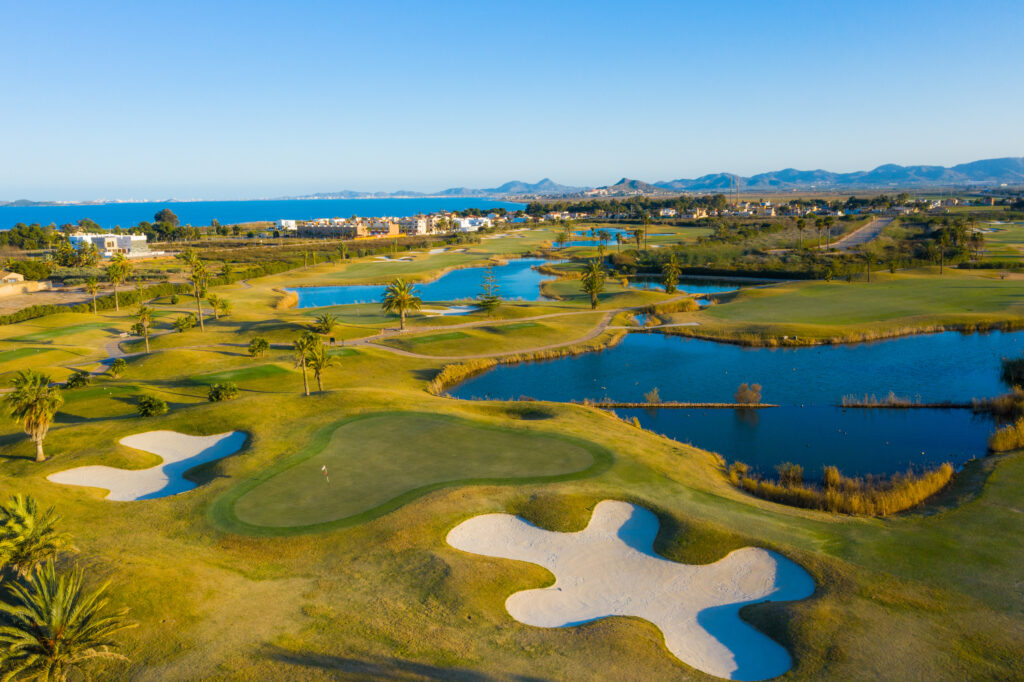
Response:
[312,312,339,336]
[558,225,572,249]
[477,266,502,317]
[219,262,234,279]
[135,394,167,417]
[105,253,132,312]
[293,332,318,396]
[206,293,222,320]
[856,245,875,282]
[640,211,651,249]
[207,382,239,402]
[304,340,337,393]
[84,277,100,315]
[336,242,348,260]
[661,253,681,294]
[615,233,623,253]
[632,228,644,249]
[132,305,153,353]
[0,495,72,579]
[172,313,196,333]
[381,278,422,330]
[5,371,63,463]
[580,260,606,309]
[154,208,179,226]
[795,218,806,248]
[735,382,763,404]
[248,337,270,358]
[824,216,835,247]
[814,217,824,249]
[0,560,137,681]
[64,371,91,389]
[215,297,231,318]
[179,249,208,331]
[108,358,127,378]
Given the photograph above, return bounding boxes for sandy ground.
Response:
[47,430,248,501]
[447,500,815,681]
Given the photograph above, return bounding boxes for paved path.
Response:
[819,217,893,252]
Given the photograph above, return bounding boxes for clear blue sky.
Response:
[2,0,1022,200]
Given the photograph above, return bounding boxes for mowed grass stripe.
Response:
[210,411,612,536]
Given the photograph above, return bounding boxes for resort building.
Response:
[659,208,677,217]
[0,270,25,285]
[69,233,151,258]
[277,219,298,231]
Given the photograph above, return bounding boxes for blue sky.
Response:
[2,0,1022,200]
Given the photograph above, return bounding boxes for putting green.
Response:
[0,347,53,363]
[213,412,611,535]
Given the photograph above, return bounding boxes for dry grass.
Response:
[989,419,1024,452]
[727,462,956,516]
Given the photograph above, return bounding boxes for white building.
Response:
[454,217,492,232]
[278,219,298,230]
[69,233,151,258]
[659,208,677,217]
[398,215,429,235]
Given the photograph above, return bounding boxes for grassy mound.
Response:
[212,411,611,535]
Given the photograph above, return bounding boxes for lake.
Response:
[625,277,760,295]
[451,331,1024,475]
[0,198,526,231]
[291,258,557,307]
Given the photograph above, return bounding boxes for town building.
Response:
[0,270,25,285]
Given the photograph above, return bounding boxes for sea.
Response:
[0,198,526,231]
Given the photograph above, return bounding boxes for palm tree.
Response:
[104,253,132,312]
[580,260,606,310]
[814,217,825,249]
[312,312,339,336]
[0,560,137,681]
[381,278,422,330]
[795,218,806,248]
[304,341,337,392]
[662,253,682,294]
[640,211,651,249]
[179,249,208,332]
[5,371,63,463]
[216,297,231,318]
[615,233,623,254]
[206,293,222,320]
[0,495,72,579]
[84,278,100,315]
[248,337,270,358]
[632,228,644,249]
[824,216,835,247]
[134,306,153,354]
[293,332,318,396]
[558,225,572,249]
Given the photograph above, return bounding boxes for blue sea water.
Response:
[0,198,525,231]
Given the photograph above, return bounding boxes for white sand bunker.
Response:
[47,431,248,501]
[447,500,814,681]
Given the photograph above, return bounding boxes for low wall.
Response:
[0,280,51,299]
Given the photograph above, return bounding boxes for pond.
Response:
[290,258,558,307]
[624,277,761,295]
[451,331,1024,475]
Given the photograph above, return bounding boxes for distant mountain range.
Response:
[3,158,1022,207]
[652,157,1024,192]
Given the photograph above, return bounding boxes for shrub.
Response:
[136,394,168,417]
[776,462,803,486]
[989,418,1024,452]
[108,358,127,378]
[1001,356,1024,388]
[248,337,270,358]
[207,382,239,402]
[169,294,180,305]
[63,371,91,389]
[735,382,763,404]
[4,260,51,281]
[172,313,197,333]
[643,387,661,404]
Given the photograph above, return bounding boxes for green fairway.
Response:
[10,321,115,342]
[402,331,470,345]
[0,346,53,363]
[216,412,610,534]
[485,321,542,333]
[190,363,292,385]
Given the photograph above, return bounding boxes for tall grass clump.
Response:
[728,461,955,516]
[426,359,498,395]
[988,419,1024,452]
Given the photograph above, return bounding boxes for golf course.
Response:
[2,221,1024,680]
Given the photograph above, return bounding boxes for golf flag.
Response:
[321,464,330,484]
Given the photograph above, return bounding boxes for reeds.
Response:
[727,461,955,516]
[274,289,298,310]
[988,418,1024,452]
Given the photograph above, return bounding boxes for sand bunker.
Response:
[420,306,475,317]
[447,500,814,681]
[47,431,248,501]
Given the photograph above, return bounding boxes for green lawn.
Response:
[190,363,292,385]
[0,346,53,363]
[215,412,609,534]
[10,321,115,342]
